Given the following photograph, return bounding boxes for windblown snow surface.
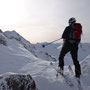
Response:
[0,30,90,90]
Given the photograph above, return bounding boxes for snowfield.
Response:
[0,30,90,90]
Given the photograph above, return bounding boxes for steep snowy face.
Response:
[0,33,7,46]
[3,30,35,50]
[0,30,36,74]
[3,30,38,57]
[3,30,55,61]
[0,30,57,74]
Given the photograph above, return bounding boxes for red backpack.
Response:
[70,23,82,40]
[73,23,82,39]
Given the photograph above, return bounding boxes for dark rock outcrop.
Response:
[0,33,7,46]
[0,73,37,90]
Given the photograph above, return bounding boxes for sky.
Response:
[0,0,90,43]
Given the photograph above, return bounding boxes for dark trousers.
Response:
[59,42,81,76]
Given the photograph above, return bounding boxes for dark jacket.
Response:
[62,26,71,39]
[62,24,82,44]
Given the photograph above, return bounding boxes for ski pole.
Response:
[42,38,62,47]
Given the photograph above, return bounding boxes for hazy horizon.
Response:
[0,0,90,43]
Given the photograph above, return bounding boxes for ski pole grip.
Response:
[42,38,62,47]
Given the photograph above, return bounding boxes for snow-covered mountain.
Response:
[0,30,90,90]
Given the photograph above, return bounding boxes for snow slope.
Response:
[0,30,90,90]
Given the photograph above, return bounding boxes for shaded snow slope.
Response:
[0,39,35,74]
[4,30,36,53]
[3,30,56,61]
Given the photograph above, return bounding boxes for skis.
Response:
[77,78,83,90]
[50,63,84,90]
[68,65,83,90]
[50,63,74,88]
[57,69,74,87]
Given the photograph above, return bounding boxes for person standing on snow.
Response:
[58,17,82,78]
